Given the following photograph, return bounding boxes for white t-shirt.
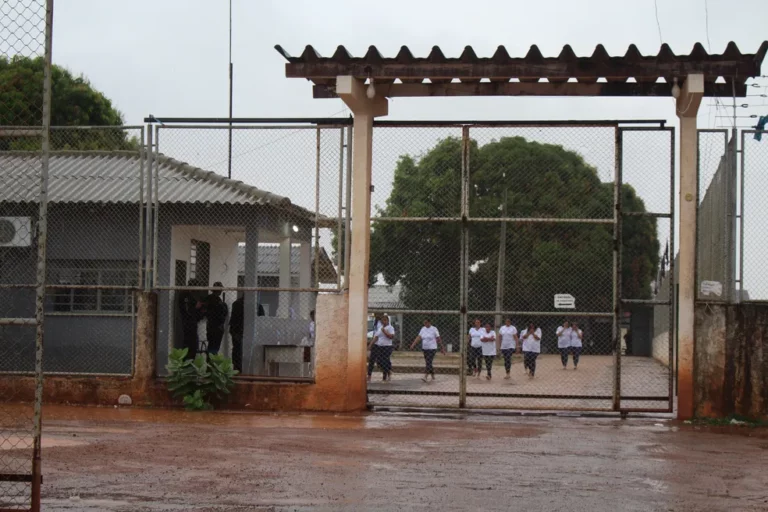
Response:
[480,329,497,356]
[521,328,542,353]
[570,328,583,348]
[419,325,440,350]
[468,327,483,348]
[309,321,315,340]
[557,326,573,349]
[499,325,518,350]
[374,325,395,347]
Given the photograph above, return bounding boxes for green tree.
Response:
[0,56,136,150]
[363,136,659,316]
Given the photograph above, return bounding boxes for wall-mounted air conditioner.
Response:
[0,217,33,247]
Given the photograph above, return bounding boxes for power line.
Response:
[654,0,663,45]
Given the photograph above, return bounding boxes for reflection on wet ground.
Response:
[1,405,767,511]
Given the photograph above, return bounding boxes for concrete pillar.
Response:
[336,76,388,401]
[299,241,311,318]
[243,225,259,374]
[133,291,157,398]
[278,226,292,318]
[676,74,703,420]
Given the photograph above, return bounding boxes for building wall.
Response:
[0,204,139,374]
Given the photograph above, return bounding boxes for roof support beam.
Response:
[314,81,745,99]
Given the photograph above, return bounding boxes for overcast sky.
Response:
[52,0,767,127]
[49,0,768,298]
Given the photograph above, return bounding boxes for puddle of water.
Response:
[0,434,88,450]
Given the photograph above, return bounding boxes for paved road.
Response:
[3,405,766,511]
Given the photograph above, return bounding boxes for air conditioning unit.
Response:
[0,217,33,247]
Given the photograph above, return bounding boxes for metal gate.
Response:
[367,121,675,413]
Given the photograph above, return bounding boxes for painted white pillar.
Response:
[277,226,292,318]
[336,76,388,401]
[299,241,311,318]
[676,74,703,420]
[243,225,260,374]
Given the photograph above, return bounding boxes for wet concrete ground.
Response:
[5,405,768,511]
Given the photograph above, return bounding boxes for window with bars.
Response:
[47,261,138,314]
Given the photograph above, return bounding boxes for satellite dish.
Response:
[0,219,16,244]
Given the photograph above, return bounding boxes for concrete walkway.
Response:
[369,355,670,410]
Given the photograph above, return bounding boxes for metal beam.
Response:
[288,61,759,82]
[313,82,746,98]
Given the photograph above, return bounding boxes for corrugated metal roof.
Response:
[0,151,316,218]
[368,283,405,310]
[277,42,767,97]
[236,245,338,284]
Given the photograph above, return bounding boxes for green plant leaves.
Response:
[165,348,239,411]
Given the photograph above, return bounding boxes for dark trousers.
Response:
[182,324,198,360]
[571,346,582,367]
[368,345,393,377]
[231,332,243,372]
[423,349,437,375]
[560,347,570,367]
[501,349,515,373]
[523,351,539,376]
[469,346,482,373]
[484,355,494,376]
[207,326,224,355]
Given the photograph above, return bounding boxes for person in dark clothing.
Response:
[178,279,205,360]
[203,282,228,355]
[229,294,244,372]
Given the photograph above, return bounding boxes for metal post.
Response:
[138,126,145,289]
[612,127,622,411]
[459,126,470,408]
[668,128,676,411]
[314,127,321,288]
[337,127,344,289]
[144,127,154,290]
[227,0,233,179]
[344,125,352,288]
[494,189,507,332]
[152,125,160,288]
[31,2,54,510]
[739,130,745,301]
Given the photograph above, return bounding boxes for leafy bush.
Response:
[166,348,238,410]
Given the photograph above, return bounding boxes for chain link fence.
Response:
[367,122,675,412]
[740,130,768,301]
[150,123,349,378]
[0,0,51,509]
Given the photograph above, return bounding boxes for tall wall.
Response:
[695,302,768,419]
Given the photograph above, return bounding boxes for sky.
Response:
[46,0,768,299]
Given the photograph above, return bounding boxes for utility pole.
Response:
[227,0,234,179]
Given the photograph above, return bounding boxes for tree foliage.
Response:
[0,56,136,150]
[356,136,659,314]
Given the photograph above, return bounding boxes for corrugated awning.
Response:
[276,42,768,98]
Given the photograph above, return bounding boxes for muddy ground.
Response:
[9,406,768,511]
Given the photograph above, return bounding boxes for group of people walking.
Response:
[367,316,585,383]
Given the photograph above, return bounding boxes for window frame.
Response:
[47,261,137,316]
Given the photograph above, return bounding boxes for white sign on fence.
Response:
[700,280,723,297]
[554,294,576,309]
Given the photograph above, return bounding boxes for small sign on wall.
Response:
[700,280,723,297]
[554,294,576,309]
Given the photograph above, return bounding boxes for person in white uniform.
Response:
[498,318,519,379]
[520,321,542,378]
[468,318,483,378]
[570,321,583,370]
[410,318,446,383]
[556,320,573,369]
[480,321,497,380]
[367,314,395,382]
